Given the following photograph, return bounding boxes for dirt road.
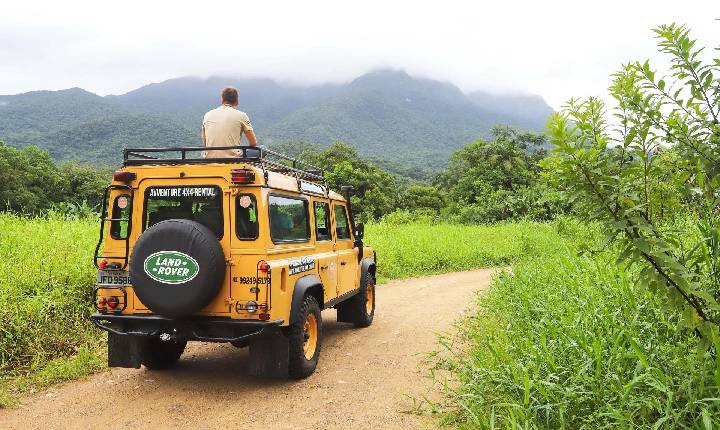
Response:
[0,269,497,430]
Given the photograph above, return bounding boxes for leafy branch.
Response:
[544,24,720,339]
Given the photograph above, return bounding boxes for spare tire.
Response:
[130,219,225,318]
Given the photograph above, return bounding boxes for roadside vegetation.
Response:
[0,213,104,406]
[434,216,720,428]
[432,24,720,428]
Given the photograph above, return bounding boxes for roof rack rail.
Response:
[122,146,324,182]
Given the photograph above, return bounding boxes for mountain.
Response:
[467,91,553,131]
[0,70,554,170]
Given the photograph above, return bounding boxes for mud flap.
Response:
[248,327,289,378]
[107,333,144,368]
[336,297,362,323]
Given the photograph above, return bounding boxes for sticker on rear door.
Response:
[144,251,200,284]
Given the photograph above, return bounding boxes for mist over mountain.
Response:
[0,70,553,173]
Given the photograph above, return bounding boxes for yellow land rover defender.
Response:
[92,146,376,378]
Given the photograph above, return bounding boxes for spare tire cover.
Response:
[130,219,225,318]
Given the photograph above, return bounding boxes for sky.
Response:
[1,0,717,109]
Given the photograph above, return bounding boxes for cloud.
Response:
[1,0,717,109]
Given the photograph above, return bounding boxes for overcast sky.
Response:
[1,0,717,109]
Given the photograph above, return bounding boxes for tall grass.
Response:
[0,213,103,404]
[434,220,720,428]
[366,220,560,282]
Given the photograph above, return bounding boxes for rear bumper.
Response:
[92,313,283,343]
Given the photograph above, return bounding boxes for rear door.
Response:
[332,203,359,295]
[137,179,231,314]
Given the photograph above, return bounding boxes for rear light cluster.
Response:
[97,296,120,312]
[231,168,255,184]
[98,259,121,270]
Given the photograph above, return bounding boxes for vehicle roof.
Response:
[120,162,346,202]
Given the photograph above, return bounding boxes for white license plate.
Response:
[97,270,132,287]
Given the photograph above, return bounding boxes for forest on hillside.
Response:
[0,70,553,172]
[0,124,566,224]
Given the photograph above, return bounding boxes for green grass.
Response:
[0,214,555,406]
[366,219,560,282]
[0,213,100,406]
[433,219,720,428]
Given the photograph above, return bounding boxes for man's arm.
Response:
[201,125,207,146]
[245,129,257,147]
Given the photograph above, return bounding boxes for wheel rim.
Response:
[303,313,318,360]
[366,282,374,314]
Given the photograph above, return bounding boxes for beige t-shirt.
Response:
[202,105,254,157]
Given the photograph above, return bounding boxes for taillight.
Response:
[107,296,119,309]
[98,297,107,307]
[113,170,136,183]
[231,168,255,184]
[259,261,270,272]
[98,259,108,270]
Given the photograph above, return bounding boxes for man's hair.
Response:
[221,87,239,105]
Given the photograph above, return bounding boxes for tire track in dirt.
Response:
[0,269,498,430]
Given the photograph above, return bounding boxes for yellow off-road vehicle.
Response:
[92,146,376,378]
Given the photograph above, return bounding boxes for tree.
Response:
[0,141,108,213]
[0,142,63,213]
[437,126,563,223]
[545,24,720,338]
[401,185,446,212]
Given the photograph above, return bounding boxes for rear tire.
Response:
[140,337,187,370]
[285,295,322,379]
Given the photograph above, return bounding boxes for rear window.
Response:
[269,195,310,243]
[144,186,223,238]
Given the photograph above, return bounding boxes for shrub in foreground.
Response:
[436,239,720,428]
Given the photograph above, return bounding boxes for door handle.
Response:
[320,265,328,270]
[340,262,347,266]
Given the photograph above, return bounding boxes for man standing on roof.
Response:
[202,87,257,158]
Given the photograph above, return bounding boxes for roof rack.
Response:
[122,146,325,183]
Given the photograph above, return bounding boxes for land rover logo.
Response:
[144,251,199,285]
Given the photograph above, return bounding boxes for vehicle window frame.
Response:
[235,193,259,241]
[268,193,311,244]
[333,203,352,241]
[313,201,331,242]
[110,194,131,240]
[142,185,225,240]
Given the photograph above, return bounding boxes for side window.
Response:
[314,201,331,241]
[269,195,310,243]
[236,194,258,240]
[110,195,131,240]
[334,204,351,240]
